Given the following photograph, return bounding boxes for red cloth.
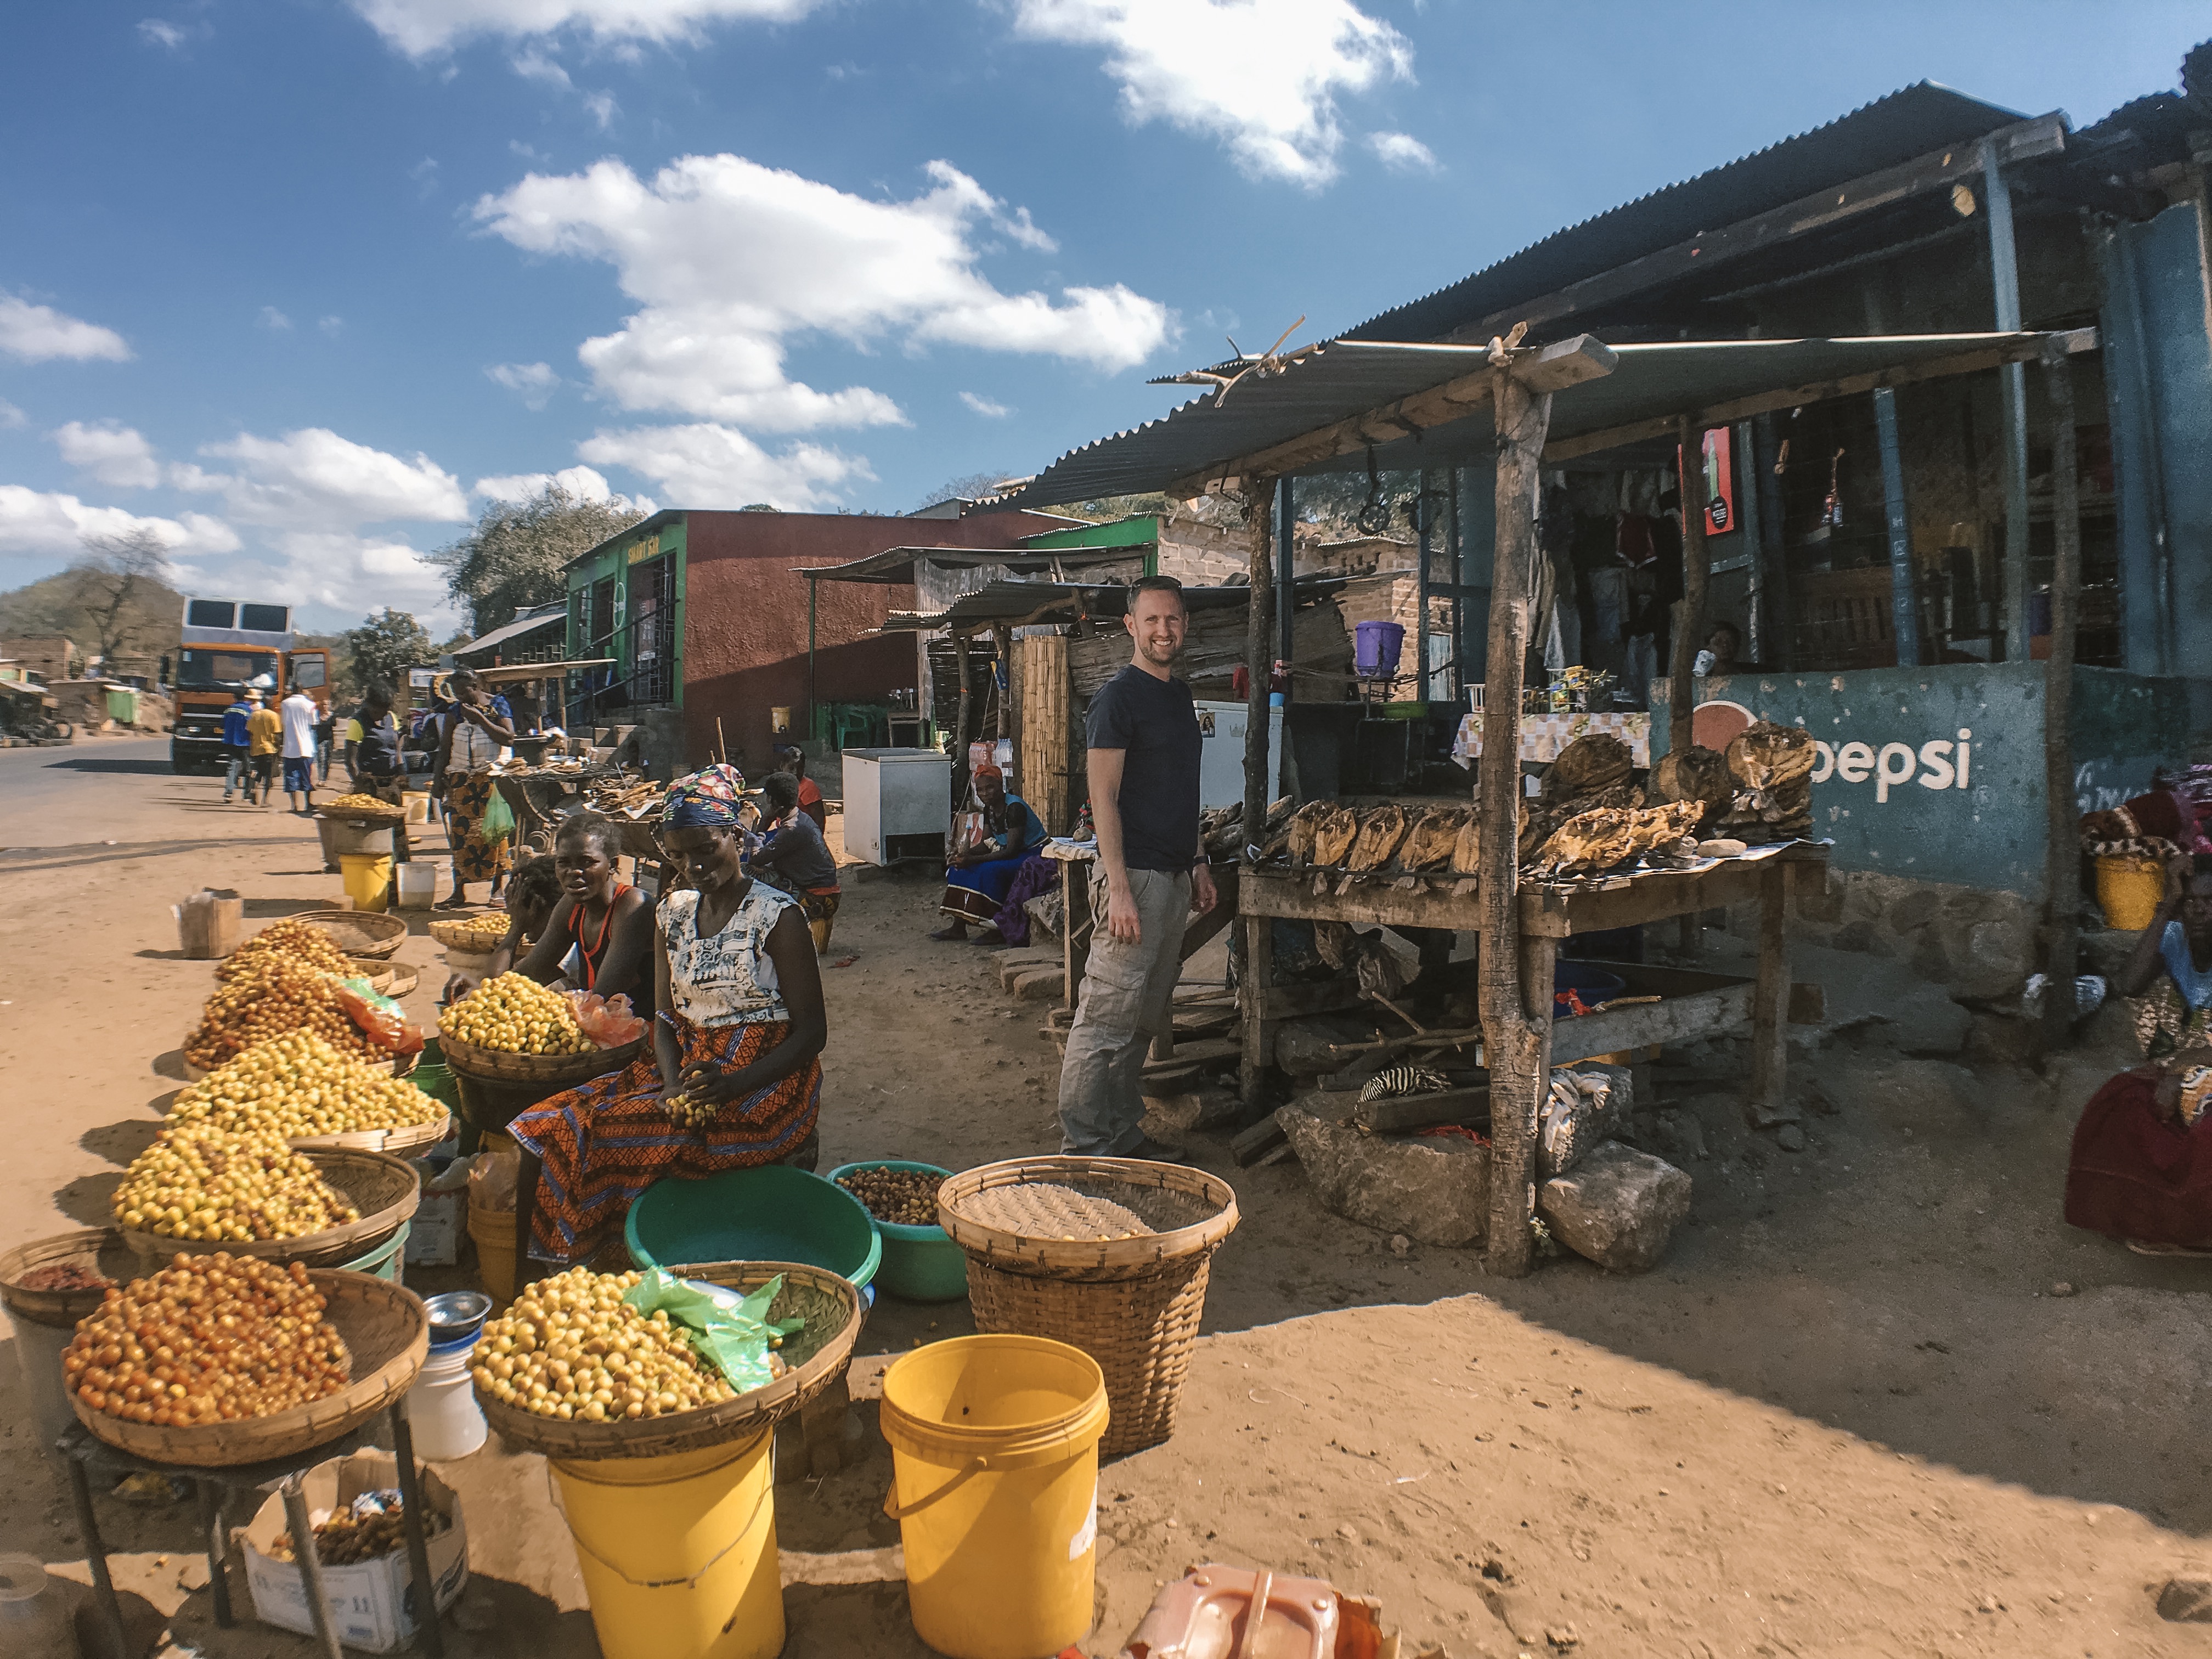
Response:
[2123,789,2188,847]
[796,776,826,831]
[2064,1067,2212,1248]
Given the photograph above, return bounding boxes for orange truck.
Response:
[168,598,331,774]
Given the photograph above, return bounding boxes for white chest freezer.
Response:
[840,747,953,866]
[1194,701,1283,811]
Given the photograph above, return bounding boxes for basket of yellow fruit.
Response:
[168,1031,452,1154]
[290,908,410,960]
[320,792,410,823]
[471,1261,860,1460]
[428,912,512,953]
[64,1258,428,1466]
[113,1124,421,1269]
[438,972,645,1086]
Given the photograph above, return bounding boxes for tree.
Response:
[914,470,1022,510]
[345,609,433,696]
[71,526,173,667]
[435,483,645,636]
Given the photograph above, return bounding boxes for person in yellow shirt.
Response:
[244,690,283,809]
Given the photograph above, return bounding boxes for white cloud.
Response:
[259,306,294,332]
[0,400,25,430]
[1012,0,1413,187]
[960,391,1012,418]
[475,154,1170,429]
[582,91,618,129]
[349,0,822,57]
[579,423,866,509]
[53,421,162,489]
[261,532,456,620]
[487,361,561,410]
[139,18,187,47]
[1367,130,1436,173]
[0,487,237,557]
[472,463,623,502]
[511,47,572,87]
[177,428,470,531]
[319,315,347,337]
[0,296,132,363]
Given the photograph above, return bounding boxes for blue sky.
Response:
[1,0,2205,633]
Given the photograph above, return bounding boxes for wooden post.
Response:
[1240,481,1278,1109]
[951,627,972,780]
[1746,860,1791,1118]
[2041,338,2081,1049]
[1671,414,1713,959]
[994,623,1014,743]
[1481,366,1554,1278]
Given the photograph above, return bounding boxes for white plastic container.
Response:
[407,1341,487,1461]
[394,862,437,910]
[5,1310,76,1459]
[0,1554,75,1656]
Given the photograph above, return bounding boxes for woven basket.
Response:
[69,1269,428,1468]
[381,963,421,999]
[0,1229,138,1329]
[120,1148,421,1269]
[343,958,396,995]
[476,1261,861,1461]
[938,1157,1238,1457]
[428,916,511,952]
[289,1110,452,1156]
[437,1029,645,1087]
[180,1029,405,1085]
[613,817,667,862]
[291,910,409,961]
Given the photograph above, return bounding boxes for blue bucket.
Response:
[1354,619,1406,677]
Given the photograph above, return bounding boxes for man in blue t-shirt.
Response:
[220,692,254,803]
[1056,574,1216,1159]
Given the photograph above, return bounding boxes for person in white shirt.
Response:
[279,688,321,815]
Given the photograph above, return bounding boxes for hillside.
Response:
[0,566,184,676]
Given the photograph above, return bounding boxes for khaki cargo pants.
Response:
[1056,866,1190,1155]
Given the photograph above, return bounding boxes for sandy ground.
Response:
[6,737,2212,1657]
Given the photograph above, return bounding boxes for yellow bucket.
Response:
[551,1434,782,1659]
[2095,855,2165,933]
[880,1334,1109,1659]
[340,852,392,913]
[466,1201,517,1314]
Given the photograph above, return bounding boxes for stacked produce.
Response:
[1527,800,1706,878]
[836,1167,939,1226]
[470,1267,763,1423]
[167,1032,444,1142]
[661,1091,716,1130]
[217,917,353,983]
[270,1493,447,1564]
[439,973,594,1054]
[1716,720,1815,841]
[432,913,511,952]
[188,955,380,1071]
[13,1263,111,1293]
[1650,745,1734,832]
[1518,732,1645,862]
[321,792,406,817]
[112,1123,360,1242]
[62,1254,349,1426]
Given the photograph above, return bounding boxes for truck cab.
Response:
[169,599,330,774]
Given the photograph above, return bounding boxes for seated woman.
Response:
[931,763,1045,943]
[2065,855,2212,1255]
[507,764,827,1271]
[770,743,828,832]
[749,772,841,950]
[443,854,563,1003]
[511,811,657,1015]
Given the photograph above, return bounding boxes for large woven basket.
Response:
[938,1157,1238,1457]
[437,1029,645,1087]
[289,1110,452,1156]
[120,1148,421,1269]
[477,1261,861,1461]
[427,916,510,952]
[69,1269,429,1468]
[291,910,409,960]
[0,1229,138,1330]
[180,1030,407,1086]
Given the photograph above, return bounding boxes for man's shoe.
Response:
[1124,1136,1190,1165]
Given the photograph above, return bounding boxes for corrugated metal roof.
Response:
[879,575,1347,633]
[1012,332,2055,505]
[1343,82,2028,345]
[794,541,1152,584]
[452,603,566,658]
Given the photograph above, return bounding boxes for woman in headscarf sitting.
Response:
[2066,854,2212,1255]
[507,763,827,1272]
[930,762,1046,943]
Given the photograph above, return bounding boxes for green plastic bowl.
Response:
[826,1160,968,1304]
[624,1165,881,1291]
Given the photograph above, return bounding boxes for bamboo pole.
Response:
[1481,366,1555,1279]
[2041,338,2081,1049]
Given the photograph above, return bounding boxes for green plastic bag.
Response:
[623,1268,804,1396]
[477,785,516,845]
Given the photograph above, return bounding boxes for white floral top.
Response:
[662,884,795,1026]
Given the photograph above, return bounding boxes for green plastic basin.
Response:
[826,1160,968,1304]
[624,1165,880,1290]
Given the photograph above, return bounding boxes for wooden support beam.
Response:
[951,627,973,780]
[1669,413,1711,759]
[1745,861,1793,1119]
[2041,338,2081,1050]
[1169,336,1614,499]
[1438,112,2067,348]
[1240,483,1277,1108]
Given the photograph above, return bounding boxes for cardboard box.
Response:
[405,1188,464,1267]
[240,1452,469,1653]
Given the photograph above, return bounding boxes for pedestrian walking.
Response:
[244,691,282,808]
[279,685,320,814]
[220,689,253,803]
[1055,574,1215,1160]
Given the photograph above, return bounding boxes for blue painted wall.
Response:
[1650,663,2206,898]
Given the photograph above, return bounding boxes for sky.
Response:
[1,2,2205,635]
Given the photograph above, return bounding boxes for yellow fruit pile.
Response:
[112,1123,362,1242]
[217,918,352,983]
[167,1032,444,1142]
[440,973,592,1054]
[323,792,404,817]
[471,1267,751,1423]
[437,913,511,950]
[64,1255,349,1426]
[187,956,380,1071]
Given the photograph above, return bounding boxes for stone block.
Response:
[1886,889,1940,933]
[1653,1108,1706,1164]
[2157,1578,2212,1623]
[1278,1107,1489,1246]
[1143,1088,1242,1133]
[1538,1142,1692,1273]
[1010,966,1067,1001]
[1793,875,1845,924]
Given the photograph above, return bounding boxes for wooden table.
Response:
[1237,842,1827,1119]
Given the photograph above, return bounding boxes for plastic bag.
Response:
[566,990,648,1048]
[478,785,516,845]
[467,1142,519,1213]
[336,979,426,1057]
[623,1268,803,1396]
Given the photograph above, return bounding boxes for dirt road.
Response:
[4,747,2211,1657]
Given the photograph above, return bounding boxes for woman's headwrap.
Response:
[972,761,1003,784]
[661,763,748,828]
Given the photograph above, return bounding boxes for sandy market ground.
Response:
[7,735,2212,1658]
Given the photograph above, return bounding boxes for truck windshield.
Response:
[177,649,277,689]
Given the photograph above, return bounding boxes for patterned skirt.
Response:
[941,852,1029,924]
[507,1014,822,1265]
[753,866,841,925]
[446,771,512,884]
